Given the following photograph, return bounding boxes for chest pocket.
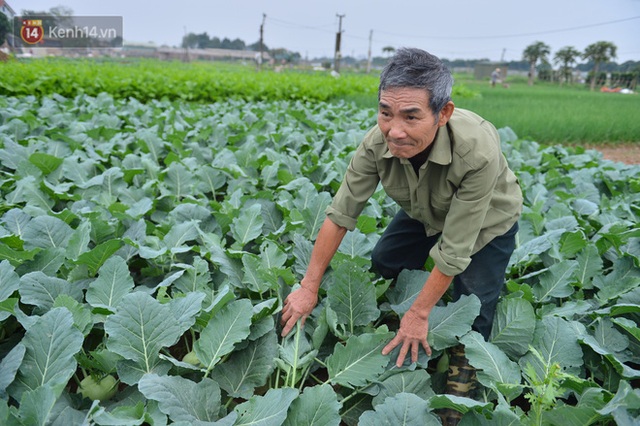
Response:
[385,186,411,203]
[430,192,452,212]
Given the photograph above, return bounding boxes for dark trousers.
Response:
[371,210,518,340]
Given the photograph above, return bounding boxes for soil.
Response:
[588,143,640,165]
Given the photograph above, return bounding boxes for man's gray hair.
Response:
[379,48,454,115]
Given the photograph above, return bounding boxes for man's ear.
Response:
[437,101,455,127]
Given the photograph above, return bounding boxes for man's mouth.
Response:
[389,140,410,147]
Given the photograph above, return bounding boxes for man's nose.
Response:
[387,120,407,139]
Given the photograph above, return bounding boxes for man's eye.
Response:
[406,116,416,121]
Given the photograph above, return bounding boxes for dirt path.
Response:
[589,144,640,165]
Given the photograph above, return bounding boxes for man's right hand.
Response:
[280,285,318,336]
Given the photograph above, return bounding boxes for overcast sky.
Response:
[16,0,640,63]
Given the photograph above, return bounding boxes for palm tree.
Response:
[523,41,551,86]
[583,41,617,91]
[553,46,581,86]
[382,46,395,58]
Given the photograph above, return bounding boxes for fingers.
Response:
[421,339,432,357]
[381,334,401,355]
[411,341,419,364]
[396,341,410,367]
[382,334,432,367]
[280,300,307,337]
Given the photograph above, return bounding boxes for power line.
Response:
[266,16,335,33]
[374,15,640,41]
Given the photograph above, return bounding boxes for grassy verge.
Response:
[452,78,640,145]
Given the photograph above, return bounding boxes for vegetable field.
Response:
[0,88,639,425]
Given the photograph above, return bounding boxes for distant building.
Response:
[120,42,271,62]
[0,0,15,19]
[0,0,16,52]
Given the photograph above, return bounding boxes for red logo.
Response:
[20,19,44,44]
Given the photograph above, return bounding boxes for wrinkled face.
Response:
[377,87,451,159]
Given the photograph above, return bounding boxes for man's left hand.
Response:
[381,308,432,367]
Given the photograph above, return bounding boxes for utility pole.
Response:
[259,13,266,71]
[183,26,189,62]
[334,14,345,73]
[366,30,373,73]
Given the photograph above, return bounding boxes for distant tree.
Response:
[554,46,581,85]
[228,38,245,50]
[382,46,395,57]
[195,32,210,49]
[0,12,9,47]
[583,41,617,91]
[181,33,198,49]
[21,6,75,30]
[523,41,551,86]
[248,40,269,52]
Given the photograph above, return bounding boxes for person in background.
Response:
[491,67,501,87]
[281,47,523,425]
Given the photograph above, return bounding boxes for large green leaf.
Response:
[338,229,376,259]
[359,392,440,426]
[138,373,224,423]
[163,220,199,254]
[0,260,20,320]
[460,331,522,401]
[231,203,264,247]
[199,232,243,287]
[428,295,480,351]
[0,343,25,399]
[298,192,332,240]
[85,256,134,311]
[75,239,124,275]
[8,308,83,400]
[22,215,72,250]
[580,318,640,379]
[29,152,63,175]
[65,220,91,260]
[326,330,394,389]
[195,299,253,373]
[16,385,58,426]
[327,261,379,334]
[172,256,212,294]
[211,331,278,399]
[234,388,298,426]
[386,269,429,315]
[283,384,341,426]
[532,259,578,302]
[19,272,82,313]
[490,297,536,359]
[169,292,206,331]
[372,369,435,407]
[242,253,277,293]
[105,292,192,384]
[509,229,564,267]
[519,316,584,380]
[163,161,194,200]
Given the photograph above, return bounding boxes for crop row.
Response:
[0,59,380,103]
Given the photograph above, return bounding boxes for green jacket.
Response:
[326,108,523,276]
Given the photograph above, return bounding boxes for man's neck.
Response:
[408,144,432,175]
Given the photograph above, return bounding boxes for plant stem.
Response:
[340,388,363,407]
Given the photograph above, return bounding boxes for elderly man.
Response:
[281,47,522,422]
